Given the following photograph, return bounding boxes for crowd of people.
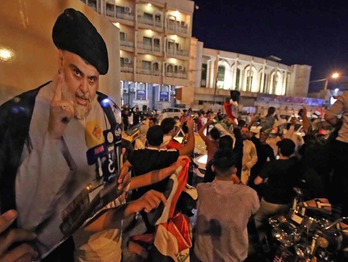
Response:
[1,7,348,262]
[116,100,346,261]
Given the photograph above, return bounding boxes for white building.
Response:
[177,39,313,113]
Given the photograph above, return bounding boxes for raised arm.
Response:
[179,118,195,156]
[198,119,214,143]
[129,156,189,190]
[85,190,167,231]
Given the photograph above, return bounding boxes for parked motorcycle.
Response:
[268,188,348,261]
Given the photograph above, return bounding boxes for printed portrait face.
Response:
[58,50,100,120]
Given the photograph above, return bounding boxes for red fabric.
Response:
[166,140,189,218]
[157,212,192,252]
[166,139,182,150]
[169,160,189,218]
[224,102,235,121]
[131,233,155,243]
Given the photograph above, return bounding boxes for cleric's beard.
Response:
[74,102,92,120]
[62,87,95,120]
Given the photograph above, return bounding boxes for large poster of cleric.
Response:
[0,0,124,259]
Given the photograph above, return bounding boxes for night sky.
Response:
[192,0,348,87]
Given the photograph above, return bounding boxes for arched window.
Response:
[270,71,283,95]
[153,62,159,72]
[235,68,241,91]
[217,65,225,89]
[244,66,258,92]
[167,64,174,72]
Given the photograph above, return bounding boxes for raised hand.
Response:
[48,72,75,139]
[186,117,194,130]
[0,210,38,262]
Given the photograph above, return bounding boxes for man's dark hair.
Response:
[212,149,236,177]
[238,120,246,128]
[210,127,220,141]
[146,126,163,146]
[277,138,295,157]
[161,117,176,134]
[150,117,157,125]
[219,135,233,150]
[267,107,276,116]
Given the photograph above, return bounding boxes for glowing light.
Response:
[148,3,151,6]
[101,98,111,107]
[174,10,179,17]
[332,72,339,79]
[113,22,120,28]
[0,48,14,62]
[147,29,152,33]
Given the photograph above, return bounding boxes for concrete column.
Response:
[248,60,252,92]
[260,62,266,93]
[281,70,286,95]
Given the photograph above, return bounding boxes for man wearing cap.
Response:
[0,8,166,261]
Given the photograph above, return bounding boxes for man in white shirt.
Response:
[194,149,260,262]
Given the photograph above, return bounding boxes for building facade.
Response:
[177,39,313,113]
[81,0,316,114]
[81,0,194,110]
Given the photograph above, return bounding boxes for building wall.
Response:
[187,39,311,109]
[0,0,120,105]
[288,64,312,97]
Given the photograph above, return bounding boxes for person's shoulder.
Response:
[237,185,258,198]
[197,182,211,192]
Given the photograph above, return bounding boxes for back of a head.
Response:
[238,120,246,128]
[161,117,176,134]
[277,138,295,157]
[146,126,163,146]
[267,107,276,116]
[217,113,224,121]
[150,117,157,125]
[212,149,236,177]
[219,135,233,150]
[210,127,221,141]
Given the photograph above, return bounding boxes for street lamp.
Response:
[310,72,340,99]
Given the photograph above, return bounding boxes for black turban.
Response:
[52,8,108,75]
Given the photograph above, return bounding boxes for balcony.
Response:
[137,68,161,76]
[120,40,134,48]
[138,16,153,26]
[166,72,187,79]
[138,16,163,30]
[121,65,134,73]
[166,48,189,58]
[115,11,134,21]
[137,42,162,55]
[137,42,152,52]
[167,21,188,35]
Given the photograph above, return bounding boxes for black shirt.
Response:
[251,136,275,177]
[132,111,141,125]
[128,148,179,199]
[259,157,300,204]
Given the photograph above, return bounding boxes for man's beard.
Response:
[62,86,94,120]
